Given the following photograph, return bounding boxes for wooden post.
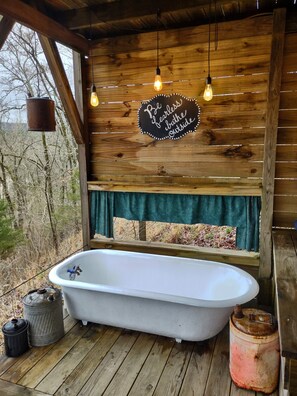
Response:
[73,52,90,249]
[139,221,147,241]
[259,8,286,293]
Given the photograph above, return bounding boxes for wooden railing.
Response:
[273,230,297,396]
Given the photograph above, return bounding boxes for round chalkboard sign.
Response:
[138,93,200,140]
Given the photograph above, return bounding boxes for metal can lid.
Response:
[23,287,61,306]
[231,306,278,336]
[2,318,28,335]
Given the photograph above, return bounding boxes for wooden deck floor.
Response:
[0,316,278,396]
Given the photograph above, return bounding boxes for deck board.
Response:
[78,330,139,396]
[36,325,106,394]
[102,332,156,396]
[55,326,122,396]
[18,322,89,388]
[0,378,51,396]
[0,321,271,396]
[204,325,232,396]
[230,382,256,395]
[153,341,194,396]
[179,337,216,396]
[128,336,174,396]
[1,316,78,384]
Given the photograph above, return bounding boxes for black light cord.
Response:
[215,0,218,51]
[89,13,95,86]
[156,9,160,70]
[207,0,211,78]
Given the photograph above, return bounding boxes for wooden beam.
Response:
[90,238,260,269]
[0,16,14,50]
[73,51,91,249]
[54,0,233,30]
[78,145,90,248]
[87,179,262,196]
[259,8,286,279]
[38,35,85,145]
[0,1,89,54]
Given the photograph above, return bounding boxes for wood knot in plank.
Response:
[224,146,253,159]
[196,47,204,53]
[123,101,131,117]
[145,140,156,148]
[123,109,131,117]
[202,129,216,145]
[158,165,167,175]
[109,53,122,67]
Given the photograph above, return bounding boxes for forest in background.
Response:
[0,24,82,300]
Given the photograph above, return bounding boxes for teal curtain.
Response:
[90,191,261,251]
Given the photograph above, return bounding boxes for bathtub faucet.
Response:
[67,265,82,280]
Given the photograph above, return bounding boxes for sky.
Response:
[0,22,74,125]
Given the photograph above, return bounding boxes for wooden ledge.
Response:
[273,230,297,360]
[90,238,260,270]
[88,178,262,196]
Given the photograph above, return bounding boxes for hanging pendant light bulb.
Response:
[90,84,99,107]
[203,76,213,101]
[154,10,162,92]
[203,0,213,101]
[89,15,99,107]
[154,67,162,92]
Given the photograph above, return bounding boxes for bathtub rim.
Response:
[49,249,259,309]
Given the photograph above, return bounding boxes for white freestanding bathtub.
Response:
[49,249,259,341]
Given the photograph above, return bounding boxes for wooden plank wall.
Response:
[275,31,297,229]
[87,15,273,196]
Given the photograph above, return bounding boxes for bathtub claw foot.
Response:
[175,338,182,343]
[82,320,88,326]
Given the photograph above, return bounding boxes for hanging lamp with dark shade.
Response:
[203,0,213,101]
[26,94,56,132]
[154,9,162,92]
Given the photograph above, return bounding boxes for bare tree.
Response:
[0,24,80,255]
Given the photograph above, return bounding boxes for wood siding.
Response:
[87,12,297,237]
[87,16,273,196]
[275,32,297,229]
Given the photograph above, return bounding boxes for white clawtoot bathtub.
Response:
[49,249,259,342]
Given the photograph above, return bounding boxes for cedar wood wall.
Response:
[87,14,297,231]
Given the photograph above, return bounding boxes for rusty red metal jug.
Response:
[229,306,280,394]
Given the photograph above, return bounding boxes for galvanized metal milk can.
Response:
[23,287,64,346]
[230,306,280,394]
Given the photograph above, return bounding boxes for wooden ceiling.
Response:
[0,0,296,53]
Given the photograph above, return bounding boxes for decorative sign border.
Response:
[138,93,201,141]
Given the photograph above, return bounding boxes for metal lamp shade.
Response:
[26,97,56,132]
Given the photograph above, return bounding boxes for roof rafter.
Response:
[38,35,85,145]
[53,0,233,30]
[0,16,15,50]
[0,1,89,54]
